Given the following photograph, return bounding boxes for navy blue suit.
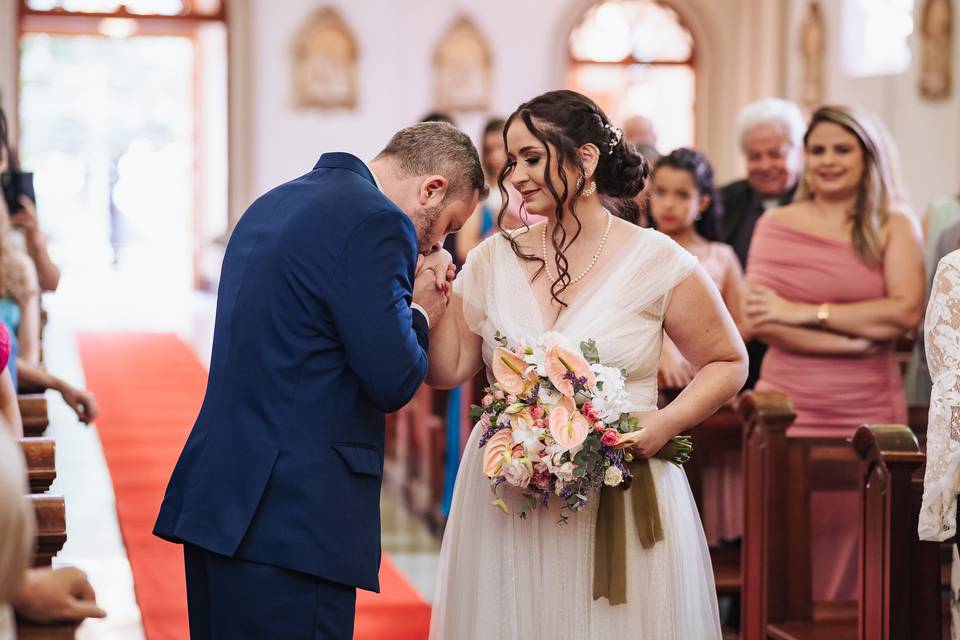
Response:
[154,153,429,638]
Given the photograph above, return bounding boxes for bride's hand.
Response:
[615,412,672,459]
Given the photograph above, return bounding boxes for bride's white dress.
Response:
[430,227,722,639]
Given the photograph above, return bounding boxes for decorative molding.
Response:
[919,0,953,100]
[432,15,491,113]
[798,0,825,109]
[291,7,359,110]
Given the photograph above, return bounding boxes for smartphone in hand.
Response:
[1,171,35,213]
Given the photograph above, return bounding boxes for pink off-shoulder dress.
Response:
[746,216,906,601]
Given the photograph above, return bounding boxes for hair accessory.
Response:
[604,123,623,154]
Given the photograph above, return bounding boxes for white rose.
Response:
[589,363,633,422]
[603,465,624,487]
[503,457,534,488]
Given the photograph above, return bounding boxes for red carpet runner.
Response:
[77,332,431,640]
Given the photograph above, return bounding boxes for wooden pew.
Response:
[405,387,445,533]
[740,390,859,640]
[20,394,49,438]
[384,385,446,533]
[29,494,66,568]
[19,437,56,494]
[682,403,742,595]
[852,425,941,640]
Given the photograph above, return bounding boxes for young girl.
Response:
[650,148,743,390]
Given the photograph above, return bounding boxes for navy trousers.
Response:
[183,544,356,639]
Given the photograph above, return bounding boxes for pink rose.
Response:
[600,429,620,447]
[482,395,493,408]
[506,395,517,404]
[594,421,605,432]
[530,405,542,419]
[494,390,505,401]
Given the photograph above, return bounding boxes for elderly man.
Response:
[720,98,806,267]
[622,115,660,226]
[720,98,805,388]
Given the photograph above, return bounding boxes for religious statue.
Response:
[799,0,825,109]
[433,16,492,113]
[292,8,359,110]
[920,0,953,100]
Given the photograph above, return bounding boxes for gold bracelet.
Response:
[816,302,830,328]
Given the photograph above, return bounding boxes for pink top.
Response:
[0,324,10,373]
[746,217,906,436]
[699,242,737,292]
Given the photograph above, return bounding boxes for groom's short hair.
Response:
[375,122,489,202]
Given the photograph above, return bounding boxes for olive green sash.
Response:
[592,459,664,605]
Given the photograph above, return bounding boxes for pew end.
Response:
[29,494,66,568]
[19,437,56,494]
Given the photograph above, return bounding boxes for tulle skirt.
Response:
[429,426,722,639]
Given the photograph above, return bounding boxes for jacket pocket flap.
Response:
[331,444,382,477]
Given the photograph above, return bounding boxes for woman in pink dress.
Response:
[743,105,924,601]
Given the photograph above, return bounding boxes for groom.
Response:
[154,122,487,639]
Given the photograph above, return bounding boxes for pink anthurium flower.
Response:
[548,405,591,451]
[545,345,596,397]
[482,429,515,477]
[492,347,535,396]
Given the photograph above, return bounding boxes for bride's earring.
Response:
[583,180,597,197]
[576,175,583,191]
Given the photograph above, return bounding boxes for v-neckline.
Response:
[504,233,628,334]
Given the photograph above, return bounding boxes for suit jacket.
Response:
[719,179,797,268]
[719,179,796,389]
[154,153,429,592]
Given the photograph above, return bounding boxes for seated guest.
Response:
[743,105,924,601]
[0,107,60,292]
[0,186,98,423]
[0,323,21,437]
[0,427,105,634]
[648,148,744,546]
[919,248,960,636]
[722,98,806,388]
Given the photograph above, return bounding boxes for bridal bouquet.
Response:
[472,331,692,521]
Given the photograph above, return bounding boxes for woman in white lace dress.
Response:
[426,90,747,639]
[920,248,960,638]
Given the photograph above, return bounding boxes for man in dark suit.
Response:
[154,122,487,639]
[719,98,805,388]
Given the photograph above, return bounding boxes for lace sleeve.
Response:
[919,252,960,541]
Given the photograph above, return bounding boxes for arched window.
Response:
[567,0,695,154]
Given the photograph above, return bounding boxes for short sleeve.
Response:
[637,229,698,319]
[453,234,497,334]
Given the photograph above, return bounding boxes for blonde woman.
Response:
[743,105,924,601]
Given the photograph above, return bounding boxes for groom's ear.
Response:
[419,175,449,206]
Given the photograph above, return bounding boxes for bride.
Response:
[425,90,746,639]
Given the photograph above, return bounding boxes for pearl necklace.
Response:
[542,209,613,285]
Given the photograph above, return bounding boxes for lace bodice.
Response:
[920,250,960,541]
[455,226,697,411]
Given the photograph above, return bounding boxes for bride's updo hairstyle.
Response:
[499,90,649,305]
